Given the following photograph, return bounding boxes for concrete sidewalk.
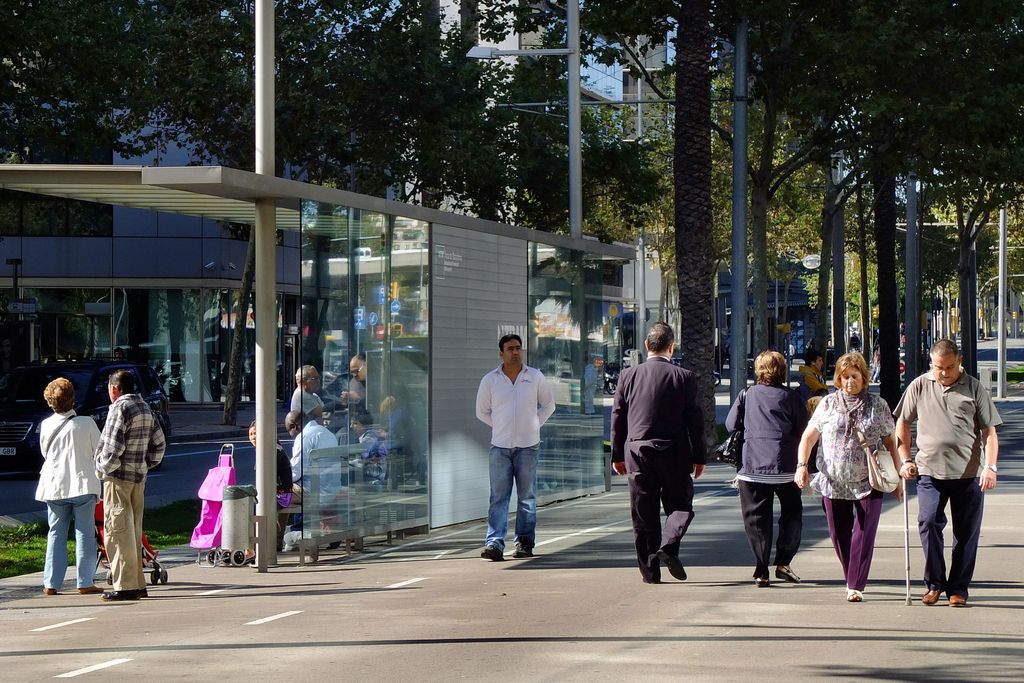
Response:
[2,459,1022,679]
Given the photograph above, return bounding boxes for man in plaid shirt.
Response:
[94,369,166,601]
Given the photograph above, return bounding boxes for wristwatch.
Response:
[984,464,998,473]
[901,459,915,466]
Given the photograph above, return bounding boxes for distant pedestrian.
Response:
[796,352,901,602]
[36,378,103,595]
[895,338,1001,608]
[797,349,829,402]
[94,369,166,601]
[611,322,706,584]
[583,356,603,414]
[726,351,808,588]
[475,334,555,561]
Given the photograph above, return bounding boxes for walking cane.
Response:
[902,477,912,606]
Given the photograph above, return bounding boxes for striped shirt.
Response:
[95,393,166,484]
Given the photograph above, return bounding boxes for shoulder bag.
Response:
[714,389,747,468]
[856,429,899,493]
[40,416,74,461]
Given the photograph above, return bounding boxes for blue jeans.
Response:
[485,445,539,551]
[44,493,98,590]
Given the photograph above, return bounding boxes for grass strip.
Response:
[0,499,200,581]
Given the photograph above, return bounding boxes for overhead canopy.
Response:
[0,164,635,259]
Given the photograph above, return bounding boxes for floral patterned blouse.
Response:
[808,392,895,500]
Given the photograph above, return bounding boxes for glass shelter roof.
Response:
[0,164,635,260]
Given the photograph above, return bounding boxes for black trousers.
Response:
[737,480,803,580]
[626,442,695,583]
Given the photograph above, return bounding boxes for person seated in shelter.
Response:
[798,349,829,401]
[248,419,294,551]
[290,365,325,421]
[286,406,339,498]
[351,410,388,489]
[341,354,367,411]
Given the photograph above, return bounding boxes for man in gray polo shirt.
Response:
[894,338,1001,608]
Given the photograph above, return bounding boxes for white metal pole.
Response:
[567,0,582,240]
[254,0,277,570]
[998,208,1007,397]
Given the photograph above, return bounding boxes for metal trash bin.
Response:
[222,484,257,566]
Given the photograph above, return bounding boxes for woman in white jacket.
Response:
[34,377,103,595]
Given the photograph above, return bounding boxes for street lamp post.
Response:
[466,1,581,240]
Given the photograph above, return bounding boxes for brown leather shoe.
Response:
[949,594,967,607]
[42,588,58,596]
[921,589,942,606]
[78,586,103,595]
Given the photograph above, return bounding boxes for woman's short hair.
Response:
[44,378,75,412]
[754,351,787,386]
[833,352,870,388]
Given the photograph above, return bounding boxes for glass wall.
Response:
[296,201,430,546]
[12,286,286,404]
[528,245,614,499]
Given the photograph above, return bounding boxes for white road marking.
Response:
[431,549,454,560]
[198,586,239,595]
[535,519,625,547]
[55,659,132,677]
[386,577,427,589]
[244,610,303,625]
[30,618,94,632]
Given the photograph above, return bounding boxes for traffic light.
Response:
[390,281,400,300]
[390,323,403,337]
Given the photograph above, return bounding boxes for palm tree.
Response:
[673,0,716,446]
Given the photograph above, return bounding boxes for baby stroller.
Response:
[94,499,169,586]
[191,444,250,566]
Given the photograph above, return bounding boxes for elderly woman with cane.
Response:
[795,352,902,602]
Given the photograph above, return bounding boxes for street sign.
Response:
[7,298,37,314]
[368,311,379,326]
[354,306,366,330]
[376,286,386,305]
[390,299,401,314]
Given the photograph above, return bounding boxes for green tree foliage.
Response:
[0,0,154,160]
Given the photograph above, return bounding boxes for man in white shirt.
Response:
[475,334,555,561]
[285,407,339,499]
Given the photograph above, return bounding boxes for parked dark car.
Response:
[0,360,171,474]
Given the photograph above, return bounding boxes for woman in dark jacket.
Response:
[725,350,809,587]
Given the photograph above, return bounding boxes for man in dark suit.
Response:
[611,322,706,584]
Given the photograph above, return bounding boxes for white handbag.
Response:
[857,430,899,493]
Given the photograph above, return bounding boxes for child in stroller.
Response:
[94,499,169,587]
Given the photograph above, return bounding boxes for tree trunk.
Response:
[957,212,978,377]
[856,183,871,360]
[673,0,716,447]
[222,227,257,425]
[873,171,900,409]
[749,182,769,354]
